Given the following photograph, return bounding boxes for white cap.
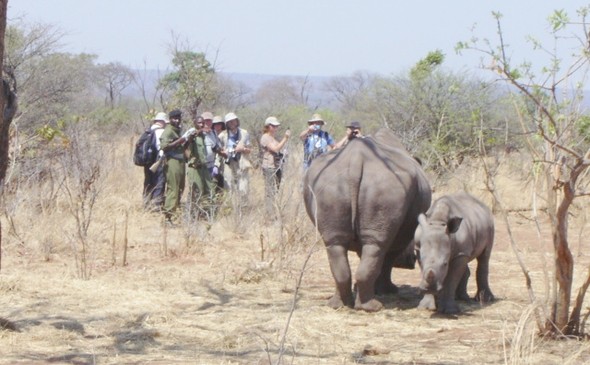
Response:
[154,112,169,124]
[264,116,280,126]
[201,111,214,120]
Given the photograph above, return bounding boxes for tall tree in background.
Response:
[99,62,134,108]
[159,49,215,120]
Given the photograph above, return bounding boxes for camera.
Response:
[349,129,359,140]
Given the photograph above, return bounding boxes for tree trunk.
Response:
[0,0,9,184]
[547,180,575,334]
[0,0,10,274]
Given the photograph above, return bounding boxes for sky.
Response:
[7,1,587,77]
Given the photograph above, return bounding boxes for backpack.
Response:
[133,128,159,167]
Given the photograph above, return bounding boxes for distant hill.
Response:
[126,70,590,112]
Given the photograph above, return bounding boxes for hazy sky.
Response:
[7,1,585,77]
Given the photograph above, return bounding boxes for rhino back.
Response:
[303,128,431,252]
[433,192,494,259]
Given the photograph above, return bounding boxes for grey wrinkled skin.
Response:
[303,128,431,312]
[414,191,495,314]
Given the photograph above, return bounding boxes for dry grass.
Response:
[1,142,590,364]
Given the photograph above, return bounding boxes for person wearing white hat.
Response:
[260,116,291,216]
[299,113,335,169]
[143,111,168,211]
[218,112,252,208]
[211,115,227,193]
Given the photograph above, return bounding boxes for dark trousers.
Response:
[143,164,166,210]
[263,167,282,217]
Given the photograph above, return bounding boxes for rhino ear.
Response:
[417,213,427,227]
[447,217,463,234]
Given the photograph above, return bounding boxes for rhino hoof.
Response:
[327,295,353,309]
[355,299,383,312]
[418,294,437,311]
[475,290,495,303]
[437,301,460,315]
[456,292,472,302]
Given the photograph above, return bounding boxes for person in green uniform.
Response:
[186,116,216,220]
[160,109,188,225]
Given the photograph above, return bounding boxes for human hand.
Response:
[285,130,291,139]
[182,128,196,139]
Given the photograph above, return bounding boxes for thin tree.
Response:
[457,7,590,336]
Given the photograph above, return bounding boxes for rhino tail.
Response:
[349,150,364,235]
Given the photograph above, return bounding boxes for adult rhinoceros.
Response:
[303,128,431,312]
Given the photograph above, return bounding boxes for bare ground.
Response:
[1,151,590,364]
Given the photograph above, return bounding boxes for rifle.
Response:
[149,155,164,173]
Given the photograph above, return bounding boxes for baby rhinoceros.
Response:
[414,191,495,314]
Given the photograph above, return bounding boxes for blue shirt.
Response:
[303,130,334,169]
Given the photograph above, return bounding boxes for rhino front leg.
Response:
[437,256,469,314]
[374,251,398,295]
[326,245,354,309]
[455,266,471,301]
[418,293,437,311]
[354,244,384,312]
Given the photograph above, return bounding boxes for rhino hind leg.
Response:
[326,245,354,309]
[354,244,385,312]
[475,289,495,303]
[328,292,354,309]
[474,247,495,303]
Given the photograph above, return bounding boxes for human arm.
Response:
[264,130,291,153]
[336,128,363,149]
[160,128,195,152]
[334,135,349,149]
[235,129,252,154]
[299,125,315,141]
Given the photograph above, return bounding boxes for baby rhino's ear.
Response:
[446,217,463,234]
[417,213,427,227]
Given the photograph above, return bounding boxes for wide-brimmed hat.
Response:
[264,116,281,126]
[201,111,214,121]
[346,121,362,129]
[224,112,238,124]
[154,112,169,124]
[308,113,324,125]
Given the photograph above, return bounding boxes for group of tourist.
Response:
[141,110,363,225]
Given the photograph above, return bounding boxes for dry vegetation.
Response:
[1,138,590,365]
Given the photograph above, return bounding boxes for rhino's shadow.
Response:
[376,285,423,311]
[374,285,500,314]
